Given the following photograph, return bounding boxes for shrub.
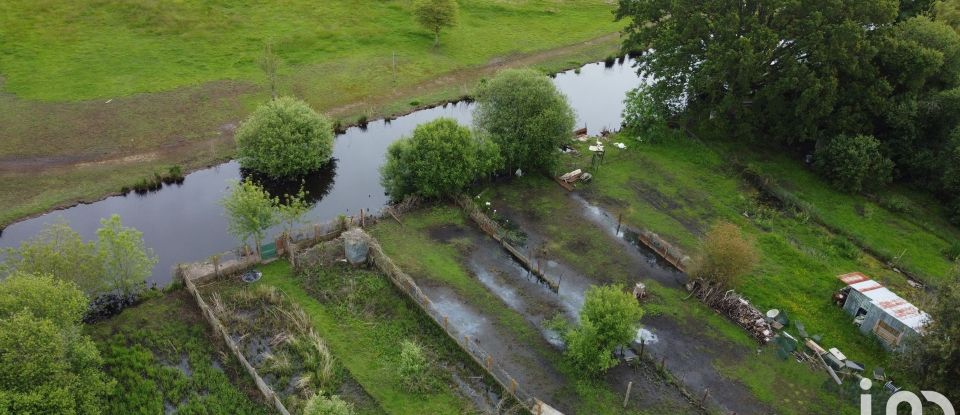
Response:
[944,241,960,261]
[380,118,501,200]
[473,69,575,174]
[303,393,354,415]
[814,134,894,192]
[397,339,430,392]
[877,194,913,213]
[690,222,758,289]
[236,97,334,178]
[564,284,643,376]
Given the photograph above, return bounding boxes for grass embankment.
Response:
[0,0,621,228]
[372,207,697,415]
[85,290,269,414]
[720,141,960,285]
[485,177,849,414]
[257,260,484,414]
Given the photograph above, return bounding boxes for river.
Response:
[0,58,643,286]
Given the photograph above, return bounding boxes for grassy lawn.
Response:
[0,1,621,101]
[484,176,855,414]
[85,290,269,414]
[563,136,911,363]
[257,260,484,414]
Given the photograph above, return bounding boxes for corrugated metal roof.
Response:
[839,272,931,332]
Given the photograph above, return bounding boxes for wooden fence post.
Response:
[623,381,633,408]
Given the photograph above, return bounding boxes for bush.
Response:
[877,194,913,213]
[236,97,334,178]
[380,118,501,200]
[397,339,430,392]
[690,222,758,289]
[564,284,643,376]
[303,393,354,415]
[814,134,894,192]
[474,69,575,174]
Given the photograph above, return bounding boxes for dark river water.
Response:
[0,59,643,285]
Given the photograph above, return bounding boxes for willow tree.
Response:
[473,69,575,175]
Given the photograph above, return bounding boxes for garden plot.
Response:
[372,207,698,415]
[195,279,382,414]
[482,179,849,414]
[259,258,503,415]
[85,290,269,414]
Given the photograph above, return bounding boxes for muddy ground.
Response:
[418,219,698,414]
[486,189,775,415]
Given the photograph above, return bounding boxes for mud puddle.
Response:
[489,194,773,415]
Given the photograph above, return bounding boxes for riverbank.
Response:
[0,3,621,229]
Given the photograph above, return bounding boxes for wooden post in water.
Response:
[617,213,623,235]
[700,388,711,408]
[623,381,633,408]
[639,339,645,359]
[660,356,666,372]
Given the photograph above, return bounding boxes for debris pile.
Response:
[687,280,773,343]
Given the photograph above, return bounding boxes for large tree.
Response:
[236,96,334,178]
[564,284,643,375]
[413,0,459,47]
[380,118,500,199]
[0,273,114,414]
[616,0,898,143]
[473,69,575,175]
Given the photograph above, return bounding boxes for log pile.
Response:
[688,279,773,344]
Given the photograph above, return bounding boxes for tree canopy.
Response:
[413,0,459,47]
[473,69,575,175]
[616,0,960,221]
[0,273,114,414]
[96,215,158,296]
[236,96,334,178]
[381,118,501,199]
[897,270,960,403]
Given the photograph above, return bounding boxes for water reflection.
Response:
[239,158,339,205]
[0,58,643,285]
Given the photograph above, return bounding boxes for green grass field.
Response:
[0,0,621,228]
[0,0,621,101]
[85,290,269,414]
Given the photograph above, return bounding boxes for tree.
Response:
[936,0,960,32]
[96,215,158,296]
[235,97,334,178]
[473,69,575,174]
[0,221,105,296]
[814,134,894,193]
[564,284,643,375]
[221,179,277,256]
[380,118,501,199]
[616,0,898,144]
[413,0,458,47]
[896,272,960,404]
[690,222,758,290]
[275,186,310,237]
[622,84,672,139]
[258,42,281,100]
[0,273,114,414]
[303,393,355,415]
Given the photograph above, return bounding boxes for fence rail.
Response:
[361,229,560,414]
